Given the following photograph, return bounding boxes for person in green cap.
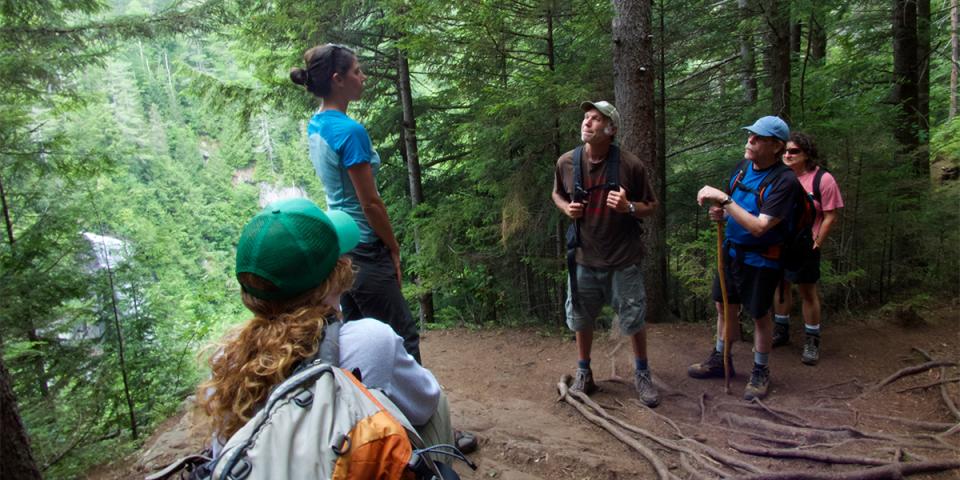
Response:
[197,197,453,458]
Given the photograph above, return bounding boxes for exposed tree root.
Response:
[806,378,865,394]
[678,453,714,480]
[736,459,960,479]
[557,353,960,480]
[874,360,958,390]
[940,422,960,437]
[729,441,888,466]
[720,412,852,444]
[556,376,675,480]
[795,407,955,432]
[698,393,707,424]
[911,347,960,421]
[895,376,960,393]
[748,398,812,427]
[557,375,763,477]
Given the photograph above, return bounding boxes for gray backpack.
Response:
[148,322,463,480]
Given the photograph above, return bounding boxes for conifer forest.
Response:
[1,0,958,478]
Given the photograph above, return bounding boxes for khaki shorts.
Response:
[565,263,647,335]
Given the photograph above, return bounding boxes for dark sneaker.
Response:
[772,322,790,347]
[454,430,478,454]
[634,370,660,407]
[801,334,820,365]
[570,367,598,395]
[687,349,734,379]
[743,363,770,400]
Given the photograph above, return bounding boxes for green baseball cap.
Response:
[235,198,360,300]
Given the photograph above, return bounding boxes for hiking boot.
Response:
[687,349,734,379]
[801,334,821,366]
[634,370,660,407]
[772,322,790,347]
[570,367,598,395]
[743,364,771,401]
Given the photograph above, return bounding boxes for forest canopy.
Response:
[1,0,957,477]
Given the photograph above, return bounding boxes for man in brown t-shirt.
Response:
[551,101,660,407]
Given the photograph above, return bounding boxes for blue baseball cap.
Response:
[743,116,789,142]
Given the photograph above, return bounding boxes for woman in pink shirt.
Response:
[773,133,844,365]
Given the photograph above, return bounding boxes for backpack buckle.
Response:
[573,186,588,202]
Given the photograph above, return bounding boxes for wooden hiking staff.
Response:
[716,220,733,394]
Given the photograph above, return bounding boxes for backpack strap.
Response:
[727,159,750,195]
[572,146,584,199]
[605,144,620,190]
[572,144,621,197]
[753,162,789,208]
[291,318,341,376]
[730,161,789,209]
[317,320,341,366]
[812,167,827,204]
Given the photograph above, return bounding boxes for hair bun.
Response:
[290,67,308,86]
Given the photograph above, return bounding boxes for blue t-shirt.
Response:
[725,160,796,268]
[307,110,381,244]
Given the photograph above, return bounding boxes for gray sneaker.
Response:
[743,363,770,400]
[801,334,820,365]
[634,370,660,407]
[772,322,790,347]
[570,367,598,395]
[687,349,734,379]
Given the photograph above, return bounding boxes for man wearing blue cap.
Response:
[690,116,799,400]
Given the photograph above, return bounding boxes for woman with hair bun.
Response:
[773,132,844,366]
[290,44,421,364]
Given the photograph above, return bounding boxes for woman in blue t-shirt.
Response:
[290,44,421,363]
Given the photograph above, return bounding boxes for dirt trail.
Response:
[95,307,960,479]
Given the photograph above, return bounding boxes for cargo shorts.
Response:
[565,263,647,335]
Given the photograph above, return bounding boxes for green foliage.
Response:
[2,0,958,476]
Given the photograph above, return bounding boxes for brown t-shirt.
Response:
[553,146,656,269]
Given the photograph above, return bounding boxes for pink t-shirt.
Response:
[797,166,844,238]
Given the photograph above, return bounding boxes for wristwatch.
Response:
[627,202,636,214]
[720,195,733,207]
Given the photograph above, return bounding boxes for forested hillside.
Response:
[2,0,958,477]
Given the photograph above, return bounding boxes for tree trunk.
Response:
[396,47,434,326]
[97,227,138,439]
[656,0,668,319]
[0,172,13,254]
[0,348,43,480]
[892,0,923,175]
[0,175,50,399]
[952,0,958,119]
[916,0,930,172]
[161,49,181,121]
[809,11,827,63]
[613,0,667,323]
[259,115,276,172]
[762,0,791,120]
[546,6,565,323]
[791,20,802,55]
[738,0,758,104]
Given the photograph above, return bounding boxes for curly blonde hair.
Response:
[197,257,354,440]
